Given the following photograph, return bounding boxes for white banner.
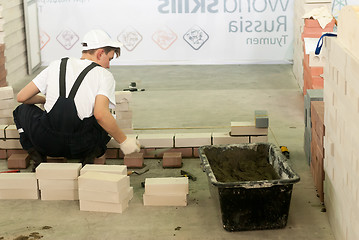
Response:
[37,0,294,65]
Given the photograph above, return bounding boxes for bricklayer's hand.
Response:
[120,137,140,155]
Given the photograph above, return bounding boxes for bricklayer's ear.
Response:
[95,48,105,60]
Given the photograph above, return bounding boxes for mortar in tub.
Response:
[199,143,300,231]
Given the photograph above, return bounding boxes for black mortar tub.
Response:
[199,143,300,231]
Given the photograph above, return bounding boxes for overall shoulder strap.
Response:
[68,62,100,99]
[59,57,69,97]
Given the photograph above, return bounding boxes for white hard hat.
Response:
[81,29,123,50]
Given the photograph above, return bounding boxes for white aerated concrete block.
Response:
[79,199,129,213]
[250,135,268,143]
[230,122,268,136]
[0,108,13,118]
[40,189,79,200]
[80,164,127,176]
[35,163,82,180]
[0,173,37,189]
[0,124,6,138]
[174,133,212,147]
[0,86,14,100]
[78,172,130,192]
[328,38,347,77]
[79,187,133,203]
[0,189,39,200]
[5,125,19,138]
[116,102,130,112]
[145,177,188,195]
[0,98,15,110]
[0,139,22,149]
[38,179,78,190]
[143,193,187,206]
[337,6,359,59]
[116,110,132,120]
[137,133,174,148]
[116,119,132,129]
[212,132,249,145]
[0,118,14,125]
[309,51,326,67]
[115,91,132,103]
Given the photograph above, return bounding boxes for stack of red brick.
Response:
[0,44,6,87]
[310,101,325,203]
[302,19,335,95]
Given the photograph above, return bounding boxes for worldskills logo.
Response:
[56,28,79,50]
[183,25,209,50]
[152,26,177,50]
[40,30,50,50]
[118,26,143,52]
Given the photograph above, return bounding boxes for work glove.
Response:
[119,137,141,155]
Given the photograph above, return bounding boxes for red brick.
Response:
[94,155,106,165]
[7,149,27,158]
[159,148,193,158]
[119,150,125,159]
[105,149,118,159]
[0,79,7,87]
[7,154,30,169]
[0,149,6,159]
[310,128,324,203]
[311,76,324,89]
[0,56,5,66]
[124,152,144,168]
[301,19,335,41]
[311,101,325,137]
[0,65,6,80]
[140,148,156,158]
[304,18,335,29]
[163,152,182,168]
[301,31,325,40]
[193,148,199,158]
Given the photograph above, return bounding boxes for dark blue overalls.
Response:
[13,58,110,167]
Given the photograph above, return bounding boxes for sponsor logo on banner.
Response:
[37,0,295,64]
[40,30,50,50]
[56,28,79,50]
[183,25,209,50]
[158,0,291,48]
[118,26,143,52]
[152,26,177,50]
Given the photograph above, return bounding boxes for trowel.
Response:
[127,168,149,176]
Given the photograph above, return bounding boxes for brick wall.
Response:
[0,0,28,87]
[0,44,6,87]
[292,0,332,91]
[323,6,359,240]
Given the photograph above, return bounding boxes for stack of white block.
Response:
[78,169,132,213]
[323,6,359,240]
[0,86,15,125]
[0,173,38,199]
[36,163,82,200]
[292,0,332,90]
[80,164,128,175]
[115,91,133,134]
[143,177,188,206]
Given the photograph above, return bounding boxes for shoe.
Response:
[28,148,47,172]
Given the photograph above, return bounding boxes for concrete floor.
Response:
[0,64,334,240]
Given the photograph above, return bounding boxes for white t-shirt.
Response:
[33,58,116,120]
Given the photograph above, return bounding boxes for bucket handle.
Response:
[315,33,337,55]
